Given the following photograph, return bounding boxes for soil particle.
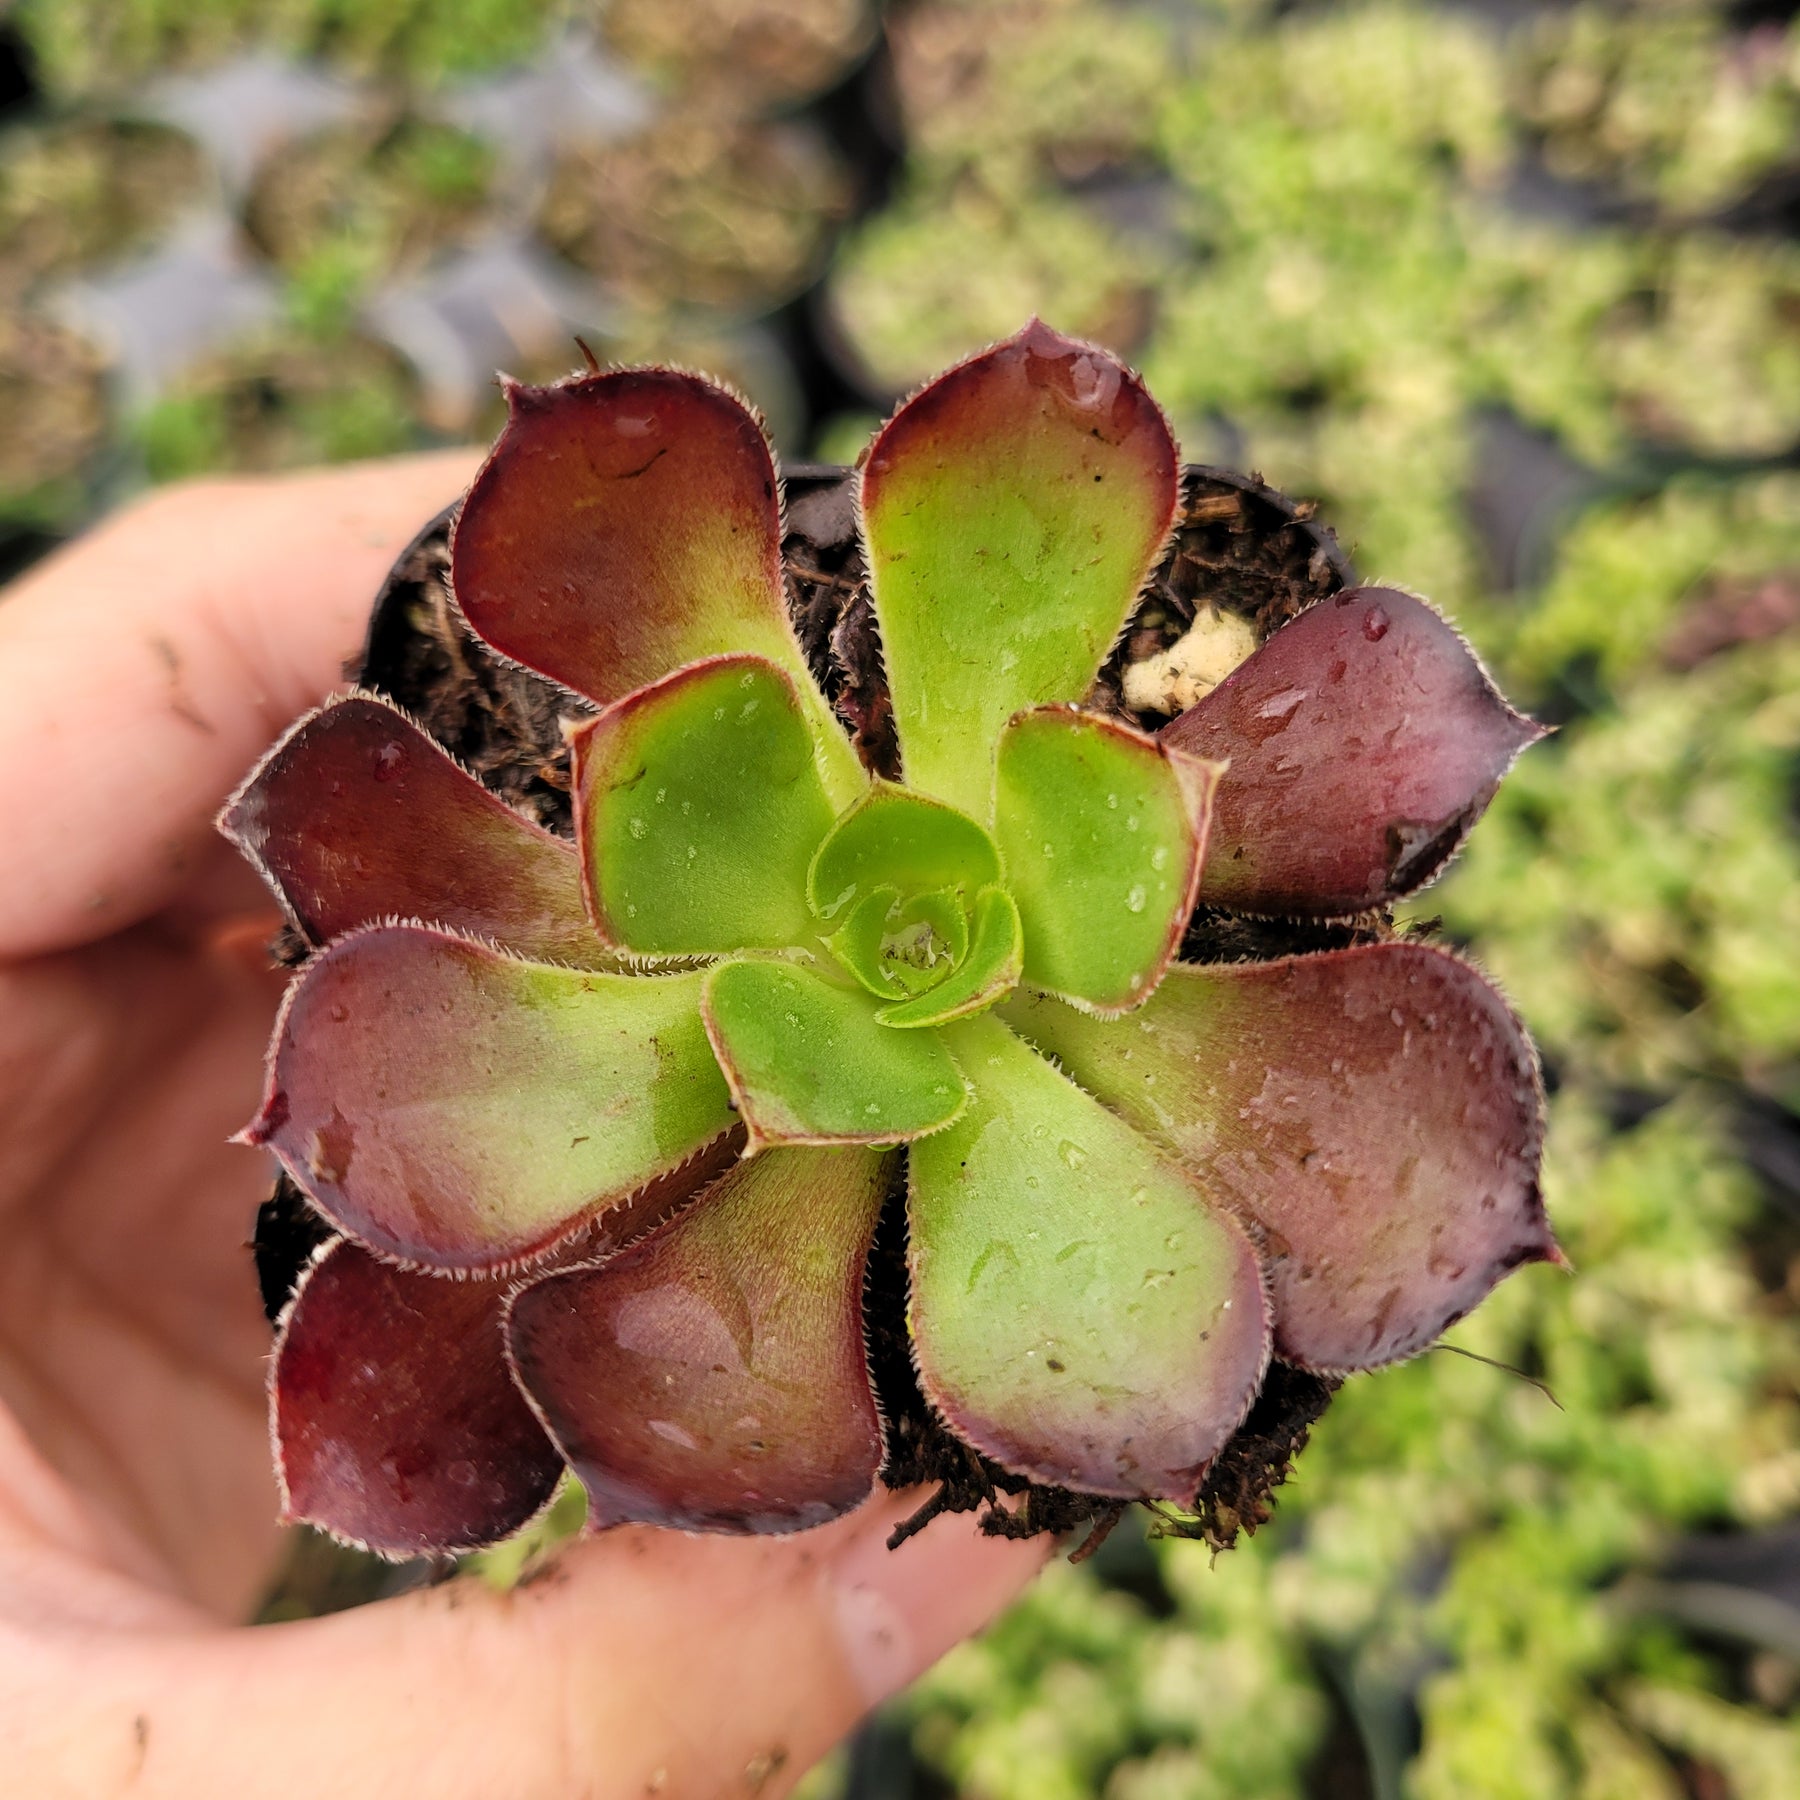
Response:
[253,1170,334,1323]
[1092,464,1354,734]
[356,504,586,834]
[1180,904,1391,969]
[260,456,1362,1545]
[782,462,901,780]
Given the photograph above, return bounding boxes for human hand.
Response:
[0,457,1045,1798]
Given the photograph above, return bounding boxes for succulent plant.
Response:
[223,321,1558,1557]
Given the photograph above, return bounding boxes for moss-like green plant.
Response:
[224,322,1554,1552]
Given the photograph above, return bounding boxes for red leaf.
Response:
[221,694,601,964]
[1163,588,1544,915]
[452,370,802,710]
[272,1239,562,1556]
[244,925,735,1271]
[507,1146,890,1534]
[1007,944,1557,1372]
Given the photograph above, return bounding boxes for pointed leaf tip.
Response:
[220,694,604,965]
[507,1146,889,1534]
[454,369,782,706]
[1163,587,1544,915]
[452,367,858,800]
[274,1239,562,1555]
[1006,944,1552,1372]
[258,925,734,1270]
[861,322,1179,817]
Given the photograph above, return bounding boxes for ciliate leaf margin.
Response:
[239,917,742,1280]
[500,1144,892,1536]
[906,1012,1274,1504]
[217,689,612,966]
[449,363,863,806]
[698,954,972,1151]
[855,318,1183,817]
[992,703,1225,1019]
[1163,585,1549,919]
[1004,939,1558,1375]
[269,1234,567,1559]
[567,651,850,958]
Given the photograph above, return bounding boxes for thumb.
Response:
[0,452,480,959]
[5,1488,1048,1800]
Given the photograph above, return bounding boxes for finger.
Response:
[0,452,479,960]
[0,927,288,1616]
[4,1488,1049,1800]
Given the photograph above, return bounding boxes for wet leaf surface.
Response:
[1164,588,1545,916]
[571,654,840,955]
[274,1238,562,1555]
[700,957,968,1147]
[1006,945,1555,1371]
[222,693,603,964]
[993,707,1217,1014]
[248,926,732,1270]
[909,1013,1270,1501]
[862,320,1180,817]
[508,1145,889,1534]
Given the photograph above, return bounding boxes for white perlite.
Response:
[1122,606,1261,715]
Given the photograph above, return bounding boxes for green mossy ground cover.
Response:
[14,0,565,93]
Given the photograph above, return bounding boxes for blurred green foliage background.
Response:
[3,2,1798,1795]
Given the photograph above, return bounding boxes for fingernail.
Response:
[827,1491,1048,1707]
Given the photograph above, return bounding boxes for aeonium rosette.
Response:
[222,321,1559,1556]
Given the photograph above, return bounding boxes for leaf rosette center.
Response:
[808,783,1022,1027]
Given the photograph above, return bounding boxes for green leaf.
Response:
[243,926,736,1271]
[994,707,1220,1014]
[701,958,968,1149]
[860,320,1180,817]
[570,655,844,956]
[907,1012,1269,1502]
[807,782,1002,923]
[828,884,972,999]
[876,885,1023,1028]
[826,883,909,998]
